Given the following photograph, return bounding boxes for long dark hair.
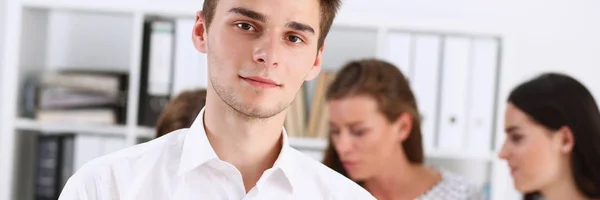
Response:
[322,59,424,181]
[508,73,600,199]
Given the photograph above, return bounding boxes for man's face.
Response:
[193,0,323,119]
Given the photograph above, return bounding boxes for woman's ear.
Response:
[557,126,575,153]
[393,113,413,143]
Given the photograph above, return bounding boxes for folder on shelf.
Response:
[34,134,74,200]
[32,133,126,199]
[40,70,127,98]
[285,86,307,137]
[35,109,117,125]
[465,38,500,153]
[171,18,209,97]
[306,72,336,139]
[387,32,413,80]
[25,71,129,125]
[74,135,125,170]
[138,19,175,127]
[437,36,471,151]
[411,34,442,153]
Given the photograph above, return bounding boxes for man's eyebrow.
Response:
[286,21,315,35]
[228,7,267,22]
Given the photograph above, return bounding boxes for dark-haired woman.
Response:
[499,73,600,200]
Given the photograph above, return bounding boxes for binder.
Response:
[171,18,209,97]
[74,135,103,170]
[138,19,175,127]
[411,35,441,153]
[437,36,471,150]
[35,71,129,124]
[34,135,61,200]
[387,32,413,79]
[73,135,125,170]
[34,134,74,200]
[33,133,125,199]
[465,38,499,153]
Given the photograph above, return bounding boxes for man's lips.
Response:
[240,76,280,88]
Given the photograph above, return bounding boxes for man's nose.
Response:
[253,33,281,68]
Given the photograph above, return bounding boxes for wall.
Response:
[0,0,5,93]
[0,0,13,199]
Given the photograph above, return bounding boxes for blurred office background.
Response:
[0,0,599,199]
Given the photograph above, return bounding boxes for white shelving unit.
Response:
[0,0,513,200]
[15,118,129,136]
[0,0,5,79]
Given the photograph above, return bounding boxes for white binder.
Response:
[148,21,175,96]
[437,36,471,150]
[74,135,102,170]
[466,38,499,153]
[411,35,441,153]
[74,135,126,171]
[171,18,209,97]
[387,32,413,79]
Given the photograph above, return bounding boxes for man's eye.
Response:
[287,35,303,44]
[236,23,256,31]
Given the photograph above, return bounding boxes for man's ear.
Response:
[192,11,208,53]
[557,126,575,153]
[304,45,325,81]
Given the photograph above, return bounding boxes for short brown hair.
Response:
[322,59,424,178]
[155,89,207,138]
[201,0,341,49]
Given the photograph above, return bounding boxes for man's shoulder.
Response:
[59,129,187,198]
[287,148,375,199]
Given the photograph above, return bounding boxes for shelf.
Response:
[15,118,128,136]
[285,136,497,162]
[13,120,496,161]
[135,126,155,138]
[426,149,497,162]
[289,137,328,151]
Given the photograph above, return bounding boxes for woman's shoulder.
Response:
[418,169,483,200]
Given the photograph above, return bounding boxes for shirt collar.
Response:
[177,107,298,193]
[177,107,218,175]
[268,127,298,193]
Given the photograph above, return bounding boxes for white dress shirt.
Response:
[58,108,375,200]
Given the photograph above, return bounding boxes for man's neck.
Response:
[203,93,286,192]
[364,151,440,200]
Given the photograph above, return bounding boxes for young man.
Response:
[58,0,375,199]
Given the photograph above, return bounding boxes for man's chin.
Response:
[229,103,285,119]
